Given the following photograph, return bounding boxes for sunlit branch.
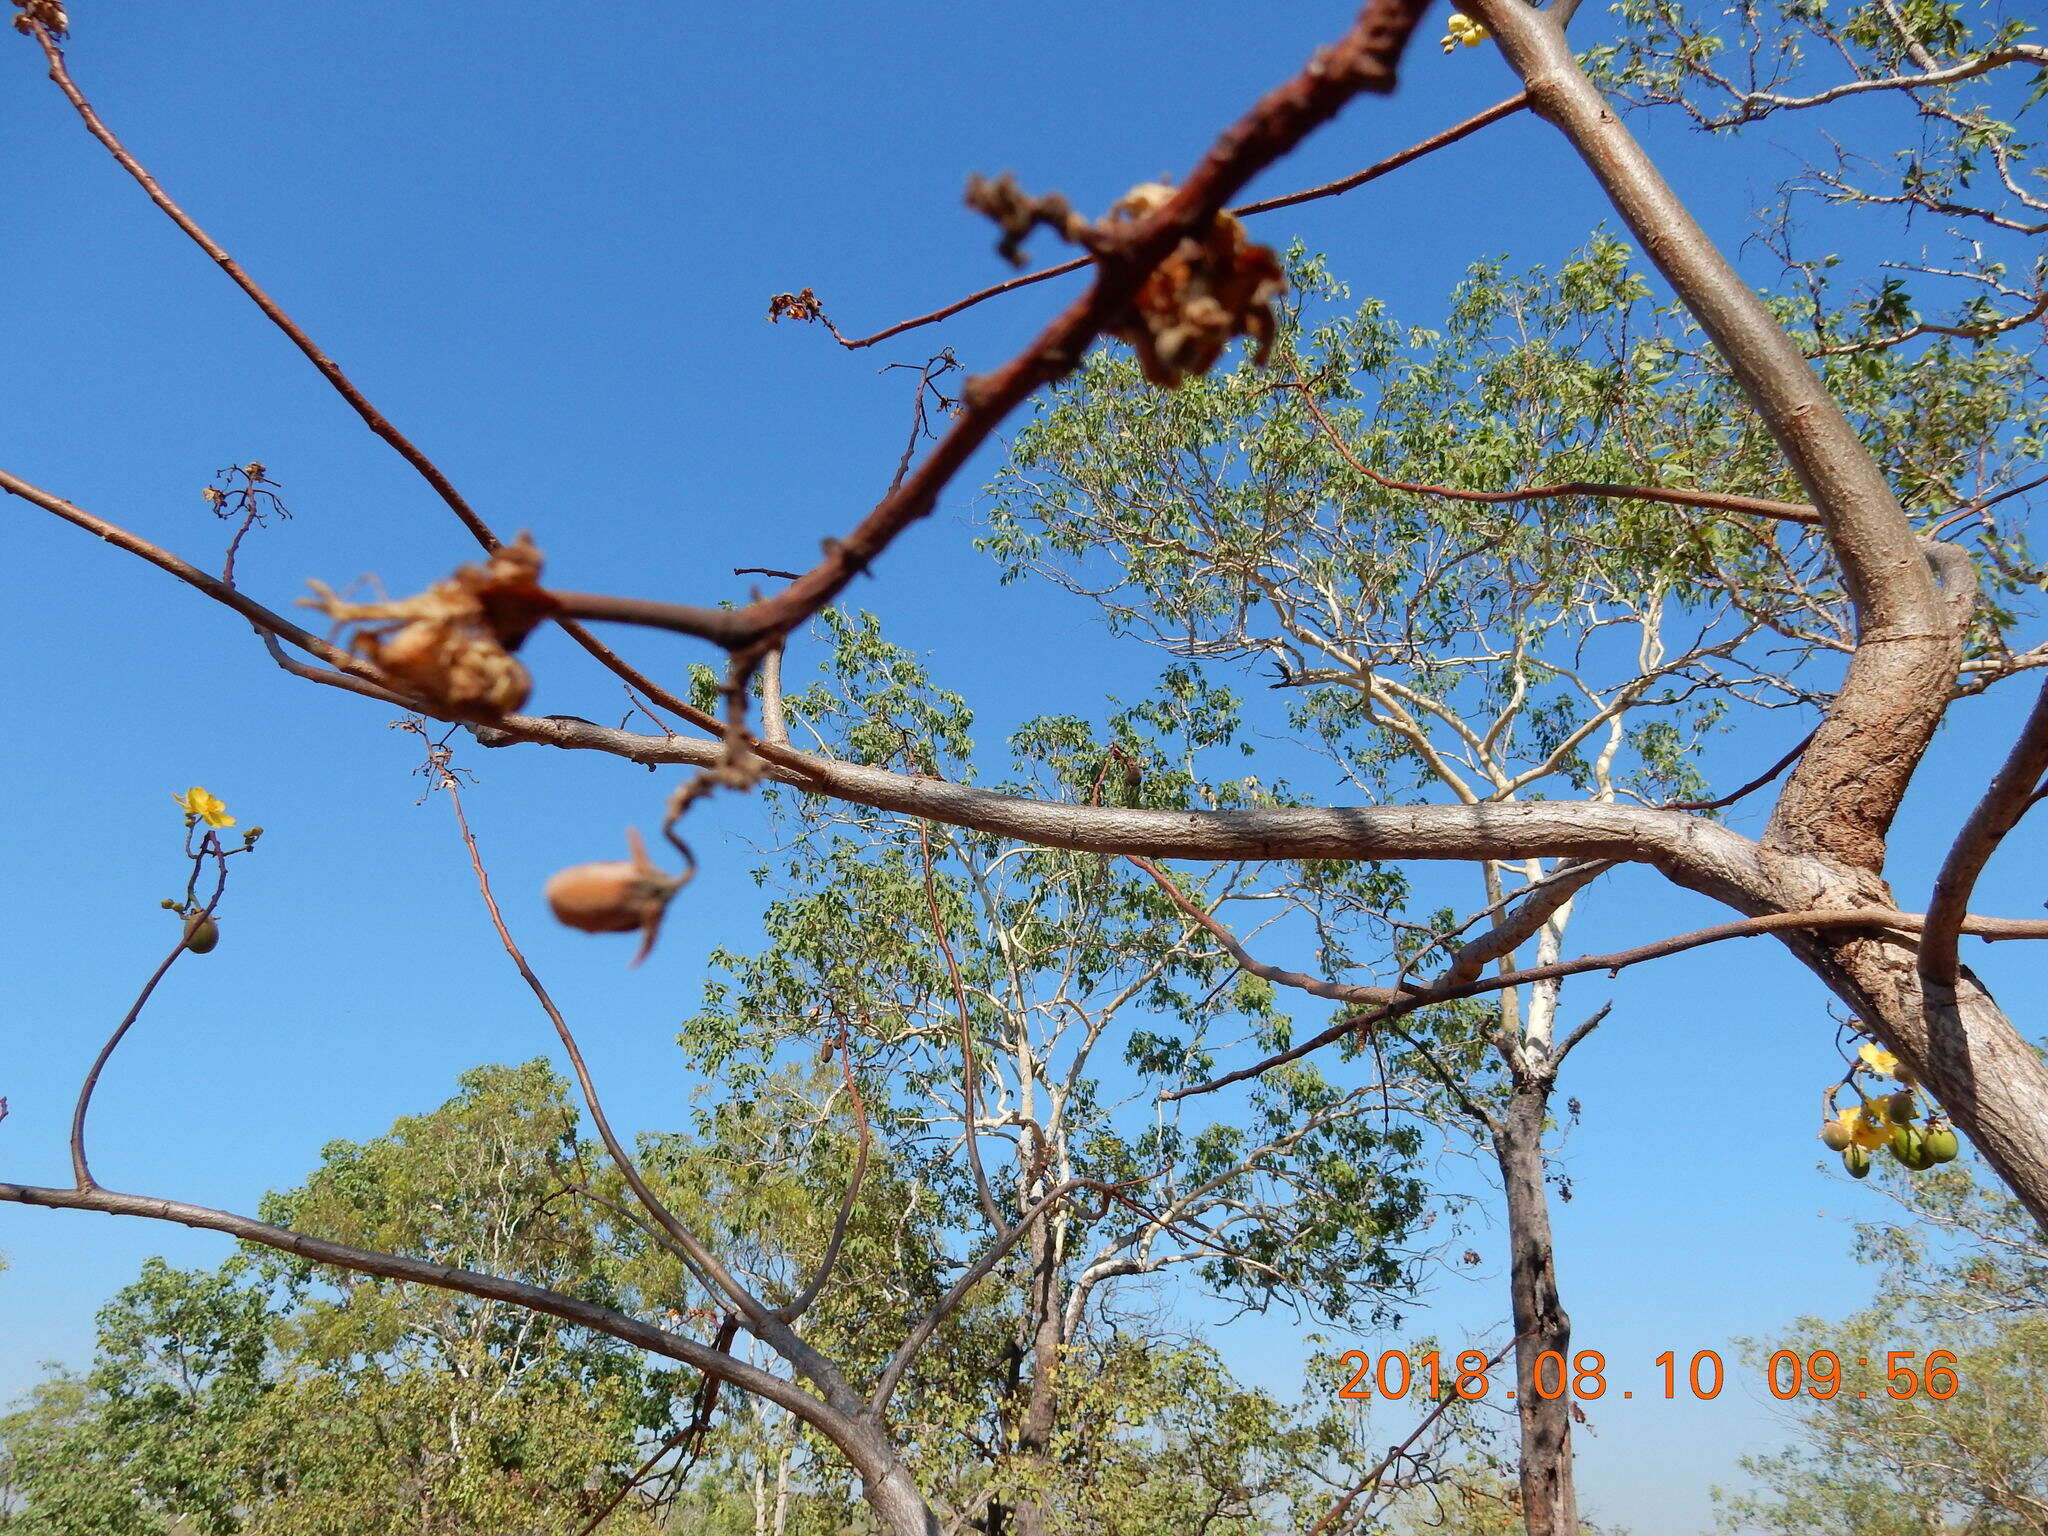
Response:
[1921,675,2048,985]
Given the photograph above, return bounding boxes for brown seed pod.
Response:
[544,828,681,966]
[182,912,220,954]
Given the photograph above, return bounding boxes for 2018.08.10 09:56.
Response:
[1334,1348,1962,1402]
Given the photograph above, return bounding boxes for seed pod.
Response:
[1924,1125,1960,1164]
[1888,1090,1918,1124]
[1819,1120,1853,1152]
[1889,1124,1924,1166]
[182,912,219,954]
[1843,1145,1872,1179]
[543,828,682,966]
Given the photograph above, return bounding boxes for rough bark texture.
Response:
[1496,1086,1579,1536]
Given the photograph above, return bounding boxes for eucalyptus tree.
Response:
[12,1,2048,1534]
[677,610,1450,1535]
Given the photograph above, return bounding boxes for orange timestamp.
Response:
[1334,1348,1962,1402]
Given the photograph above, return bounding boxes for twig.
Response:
[793,93,1529,352]
[70,848,228,1188]
[917,820,1008,1234]
[16,27,726,740]
[1167,905,2048,1102]
[557,0,1438,664]
[1293,382,1822,525]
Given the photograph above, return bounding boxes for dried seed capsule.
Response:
[543,828,682,966]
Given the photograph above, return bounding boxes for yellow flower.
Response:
[173,786,236,830]
[1838,1102,1892,1150]
[1858,1042,1900,1077]
[1440,12,1491,49]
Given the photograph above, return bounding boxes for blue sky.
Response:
[3,4,2040,1532]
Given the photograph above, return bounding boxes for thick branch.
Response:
[1920,675,2048,983]
[1469,0,1961,871]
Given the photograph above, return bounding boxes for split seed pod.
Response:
[544,828,682,966]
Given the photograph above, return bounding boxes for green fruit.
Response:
[1888,1090,1918,1123]
[1888,1123,1924,1165]
[182,912,219,954]
[1819,1120,1853,1151]
[1924,1125,1960,1164]
[1843,1145,1872,1179]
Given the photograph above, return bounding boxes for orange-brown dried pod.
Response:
[544,829,681,965]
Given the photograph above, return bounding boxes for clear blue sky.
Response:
[3,5,2039,1532]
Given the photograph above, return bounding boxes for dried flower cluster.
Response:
[767,287,826,324]
[9,0,68,39]
[301,533,555,715]
[1100,183,1285,390]
[964,171,1088,269]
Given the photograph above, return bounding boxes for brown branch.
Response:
[23,27,495,548]
[0,1179,842,1436]
[1128,856,1407,1006]
[1167,905,2048,1102]
[70,851,227,1189]
[917,820,1008,1235]
[774,1017,872,1324]
[1,467,369,675]
[425,744,858,1410]
[801,92,1529,352]
[659,0,1436,661]
[1293,383,1822,525]
[1658,730,1816,812]
[573,1314,742,1536]
[1304,1337,1521,1536]
[18,28,726,740]
[1921,674,2048,984]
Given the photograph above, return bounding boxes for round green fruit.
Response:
[1888,1124,1924,1165]
[1843,1146,1872,1179]
[1923,1125,1960,1164]
[1819,1120,1853,1151]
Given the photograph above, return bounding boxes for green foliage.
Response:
[1,1064,681,1535]
[1718,1159,2048,1535]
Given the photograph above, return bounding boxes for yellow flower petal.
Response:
[1858,1042,1900,1078]
[173,786,237,830]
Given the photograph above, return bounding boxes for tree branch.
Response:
[791,92,1529,351]
[1167,905,2048,1102]
[1920,674,2048,984]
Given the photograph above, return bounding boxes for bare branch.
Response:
[790,93,1529,351]
[1921,675,2048,984]
[1293,382,1822,525]
[1168,905,2048,1102]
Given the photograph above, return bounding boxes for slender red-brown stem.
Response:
[802,92,1529,352]
[70,851,227,1188]
[1167,905,2048,1103]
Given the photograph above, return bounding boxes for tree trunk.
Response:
[1494,1082,1579,1536]
[1009,1209,1067,1536]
